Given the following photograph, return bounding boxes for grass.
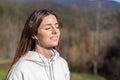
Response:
[0,57,11,63]
[0,57,11,80]
[79,73,106,80]
[71,72,106,80]
[0,68,8,80]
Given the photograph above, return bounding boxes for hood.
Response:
[21,49,60,67]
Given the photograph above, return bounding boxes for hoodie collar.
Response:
[22,49,60,66]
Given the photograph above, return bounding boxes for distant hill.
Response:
[71,0,120,11]
[8,0,120,11]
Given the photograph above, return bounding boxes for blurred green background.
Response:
[0,0,120,80]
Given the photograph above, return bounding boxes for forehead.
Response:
[42,14,57,21]
[41,14,58,25]
[38,14,58,28]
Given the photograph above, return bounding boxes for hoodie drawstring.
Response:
[38,52,55,80]
[51,62,55,80]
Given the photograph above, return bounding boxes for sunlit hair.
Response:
[11,9,58,65]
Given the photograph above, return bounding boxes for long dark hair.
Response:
[12,9,58,65]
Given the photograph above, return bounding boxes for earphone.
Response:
[34,36,38,40]
[33,35,41,45]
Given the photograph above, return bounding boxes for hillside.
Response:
[5,0,120,11]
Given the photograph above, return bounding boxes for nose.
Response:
[52,26,58,34]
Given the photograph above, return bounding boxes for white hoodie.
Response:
[6,49,70,80]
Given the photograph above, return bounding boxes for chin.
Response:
[51,43,58,47]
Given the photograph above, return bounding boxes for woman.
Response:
[6,9,70,80]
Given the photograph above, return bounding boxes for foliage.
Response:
[0,5,4,16]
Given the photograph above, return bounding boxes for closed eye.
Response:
[42,23,59,30]
[42,24,51,30]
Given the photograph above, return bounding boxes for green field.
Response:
[0,57,11,63]
[0,57,11,80]
[0,68,8,80]
[71,72,106,80]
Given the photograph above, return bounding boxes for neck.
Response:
[35,45,52,59]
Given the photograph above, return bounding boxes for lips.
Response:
[50,36,59,41]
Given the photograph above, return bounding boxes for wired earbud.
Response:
[33,35,40,45]
[34,36,38,40]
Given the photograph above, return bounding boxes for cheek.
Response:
[58,30,61,36]
[39,32,50,40]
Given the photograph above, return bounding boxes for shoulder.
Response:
[59,57,68,65]
[6,59,28,80]
[58,57,70,77]
[59,57,69,69]
[52,49,69,66]
[9,58,29,73]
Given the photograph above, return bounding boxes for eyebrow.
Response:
[43,23,59,27]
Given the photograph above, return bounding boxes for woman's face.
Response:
[36,14,60,48]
